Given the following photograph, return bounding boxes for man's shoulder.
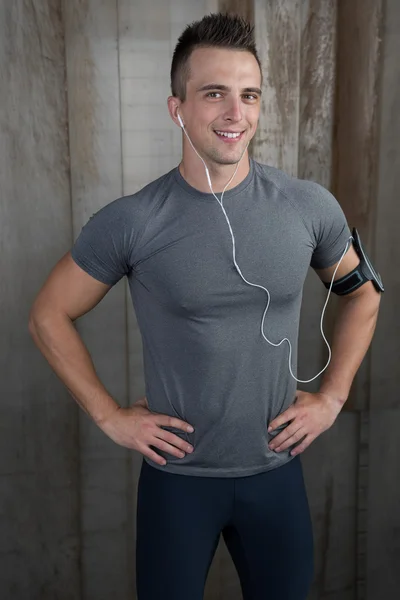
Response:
[253,160,328,199]
[89,168,177,223]
[131,167,177,201]
[253,160,338,221]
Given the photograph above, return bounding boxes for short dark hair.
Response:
[171,12,262,101]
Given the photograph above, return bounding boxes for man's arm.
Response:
[267,245,381,455]
[315,247,381,407]
[29,252,195,464]
[29,251,120,426]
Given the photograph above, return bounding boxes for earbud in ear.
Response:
[177,111,184,128]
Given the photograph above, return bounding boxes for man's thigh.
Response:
[223,457,314,600]
[136,460,231,600]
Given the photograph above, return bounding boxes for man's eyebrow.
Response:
[196,83,262,95]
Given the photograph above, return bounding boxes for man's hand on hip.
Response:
[267,390,342,456]
[98,396,195,466]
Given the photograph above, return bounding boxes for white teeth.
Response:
[215,131,241,139]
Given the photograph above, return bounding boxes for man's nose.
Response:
[224,98,243,122]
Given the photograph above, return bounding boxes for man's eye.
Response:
[207,92,222,98]
[244,94,258,101]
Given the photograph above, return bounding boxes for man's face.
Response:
[178,47,262,166]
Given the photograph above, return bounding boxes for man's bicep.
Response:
[31,252,112,322]
[314,245,360,286]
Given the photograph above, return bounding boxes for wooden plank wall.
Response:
[1,0,398,598]
[63,2,133,599]
[368,0,400,597]
[332,3,384,599]
[249,2,390,600]
[332,0,384,414]
[297,2,359,599]
[251,3,360,599]
[0,1,80,598]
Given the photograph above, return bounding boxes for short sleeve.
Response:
[306,183,352,270]
[71,198,133,286]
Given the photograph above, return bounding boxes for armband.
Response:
[323,228,384,295]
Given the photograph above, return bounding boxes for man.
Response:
[29,13,381,600]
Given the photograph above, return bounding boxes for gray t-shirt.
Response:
[71,158,351,478]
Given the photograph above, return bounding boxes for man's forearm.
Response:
[29,311,120,426]
[318,286,381,407]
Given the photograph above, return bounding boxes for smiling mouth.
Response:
[214,130,245,143]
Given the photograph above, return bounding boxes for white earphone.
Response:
[175,108,352,383]
[177,109,215,190]
[177,112,184,128]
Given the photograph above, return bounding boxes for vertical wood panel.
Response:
[63,1,132,598]
[332,4,384,598]
[367,0,400,598]
[0,1,80,598]
[297,3,358,600]
[370,0,400,411]
[302,415,358,600]
[205,0,219,12]
[332,0,384,412]
[298,0,337,395]
[219,0,254,22]
[252,2,361,599]
[367,410,400,598]
[253,0,301,176]
[298,0,336,188]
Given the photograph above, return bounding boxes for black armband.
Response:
[323,228,384,295]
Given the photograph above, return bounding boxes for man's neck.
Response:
[178,153,250,194]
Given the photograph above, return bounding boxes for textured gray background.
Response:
[1,0,398,598]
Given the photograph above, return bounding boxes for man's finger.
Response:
[139,443,167,466]
[156,429,194,453]
[269,424,303,450]
[156,414,195,433]
[272,428,306,452]
[290,436,312,456]
[268,407,297,432]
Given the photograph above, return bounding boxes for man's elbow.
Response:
[28,302,47,340]
[28,298,69,339]
[340,281,382,312]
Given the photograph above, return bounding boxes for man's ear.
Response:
[167,96,182,127]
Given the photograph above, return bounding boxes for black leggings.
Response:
[136,457,314,600]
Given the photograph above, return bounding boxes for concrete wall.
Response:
[1,0,399,598]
